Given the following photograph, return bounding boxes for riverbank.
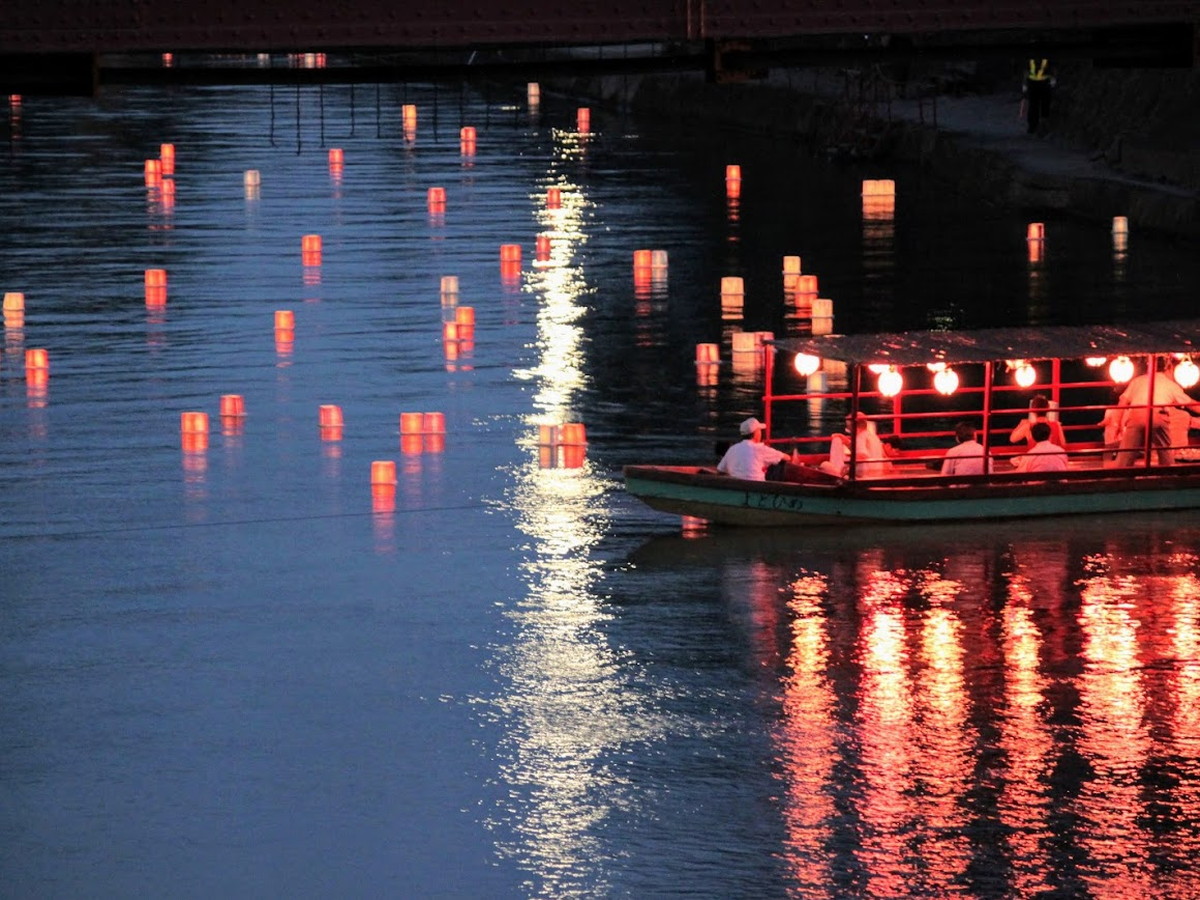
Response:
[553,64,1200,239]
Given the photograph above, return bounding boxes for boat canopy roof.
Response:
[772,319,1200,367]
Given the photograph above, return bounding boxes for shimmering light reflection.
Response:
[491,139,643,895]
[777,573,839,894]
[1077,567,1155,898]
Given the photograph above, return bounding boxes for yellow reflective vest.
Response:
[1027,59,1050,81]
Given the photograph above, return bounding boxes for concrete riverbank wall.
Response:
[552,63,1200,239]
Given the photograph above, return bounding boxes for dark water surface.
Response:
[4,81,1200,898]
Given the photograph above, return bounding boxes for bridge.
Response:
[2,1,1197,94]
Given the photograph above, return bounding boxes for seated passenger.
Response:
[1010,394,1067,449]
[818,412,890,479]
[940,421,992,477]
[1012,421,1068,472]
[716,417,788,481]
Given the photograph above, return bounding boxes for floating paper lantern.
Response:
[440,275,459,297]
[423,412,446,434]
[527,82,540,105]
[274,310,295,331]
[219,394,245,417]
[428,186,446,209]
[244,170,261,188]
[811,298,834,320]
[4,291,25,313]
[144,159,162,186]
[546,187,561,209]
[782,256,801,291]
[651,250,668,272]
[536,234,552,261]
[159,143,175,176]
[180,411,209,434]
[720,276,744,298]
[371,460,397,485]
[460,126,477,154]
[1026,222,1045,241]
[319,404,343,428]
[561,423,587,445]
[401,104,417,130]
[454,306,475,326]
[794,353,820,376]
[1112,216,1129,236]
[500,244,521,264]
[25,348,49,370]
[725,164,741,199]
[576,107,590,132]
[301,234,322,266]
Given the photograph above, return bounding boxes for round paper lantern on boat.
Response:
[793,353,820,376]
[934,367,959,396]
[877,366,903,397]
[1174,357,1199,388]
[1109,355,1135,384]
[1014,362,1037,388]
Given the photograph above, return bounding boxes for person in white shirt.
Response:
[941,422,991,477]
[716,417,788,481]
[1014,421,1069,472]
[818,412,890,479]
[1114,358,1200,467]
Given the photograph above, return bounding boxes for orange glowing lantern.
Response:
[1112,216,1129,236]
[439,275,459,298]
[25,347,49,371]
[422,412,446,434]
[793,353,820,376]
[244,170,261,189]
[782,256,801,291]
[934,367,960,395]
[1174,357,1200,388]
[318,404,344,428]
[1026,222,1045,241]
[1109,355,1135,383]
[370,460,398,485]
[159,143,175,176]
[274,310,295,331]
[144,268,167,290]
[428,186,446,210]
[725,164,741,199]
[538,424,559,446]
[301,234,322,266]
[633,249,652,271]
[796,274,818,295]
[460,126,477,154]
[1014,362,1037,387]
[328,147,344,167]
[546,187,562,209]
[878,366,903,397]
[401,104,417,129]
[162,53,173,67]
[4,291,25,314]
[536,234,552,261]
[527,82,540,105]
[500,244,521,264]
[576,107,590,132]
[180,411,209,434]
[144,158,162,186]
[720,276,744,299]
[399,412,424,435]
[454,306,475,327]
[219,394,245,417]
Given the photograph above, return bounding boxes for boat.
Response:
[624,320,1200,526]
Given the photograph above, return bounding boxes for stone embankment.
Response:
[555,63,1200,239]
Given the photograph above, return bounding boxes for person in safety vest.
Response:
[1023,58,1055,134]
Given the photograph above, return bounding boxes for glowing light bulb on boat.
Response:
[1109,355,1135,384]
[933,367,959,395]
[1085,356,1107,367]
[1174,357,1199,388]
[877,366,903,397]
[793,353,820,376]
[1009,360,1037,388]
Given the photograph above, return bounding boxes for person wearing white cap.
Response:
[716,417,788,481]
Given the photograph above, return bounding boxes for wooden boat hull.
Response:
[623,464,1200,526]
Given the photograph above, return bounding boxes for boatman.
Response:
[1023,58,1054,134]
[717,417,788,481]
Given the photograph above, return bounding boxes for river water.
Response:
[4,78,1200,898]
